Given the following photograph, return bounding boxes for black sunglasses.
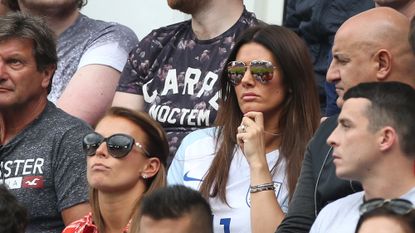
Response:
[83,132,150,158]
[226,60,277,86]
[359,198,414,216]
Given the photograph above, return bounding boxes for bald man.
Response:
[374,0,415,17]
[276,7,415,233]
[328,7,415,107]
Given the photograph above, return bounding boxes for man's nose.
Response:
[326,60,339,84]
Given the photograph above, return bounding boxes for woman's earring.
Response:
[142,174,147,179]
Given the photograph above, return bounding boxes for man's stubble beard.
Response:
[167,0,210,15]
[19,0,79,19]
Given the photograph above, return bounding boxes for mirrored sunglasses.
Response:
[83,132,150,158]
[359,198,414,216]
[226,60,277,86]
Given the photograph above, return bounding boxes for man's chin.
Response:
[335,170,354,181]
[336,97,344,108]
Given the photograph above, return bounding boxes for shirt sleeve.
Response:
[77,42,130,72]
[53,124,91,211]
[167,140,186,185]
[116,31,161,95]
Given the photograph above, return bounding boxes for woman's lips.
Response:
[91,163,110,171]
[241,92,259,101]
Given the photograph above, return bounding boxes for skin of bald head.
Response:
[350,7,413,83]
[328,7,415,106]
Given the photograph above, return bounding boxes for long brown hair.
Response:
[199,25,320,202]
[90,107,169,232]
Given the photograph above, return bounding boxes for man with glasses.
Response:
[0,13,91,233]
[308,81,415,233]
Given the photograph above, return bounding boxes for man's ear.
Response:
[378,126,396,152]
[374,49,392,81]
[141,157,161,179]
[41,64,56,89]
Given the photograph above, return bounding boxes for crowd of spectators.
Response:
[1,0,415,233]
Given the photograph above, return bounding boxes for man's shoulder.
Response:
[322,191,364,211]
[173,127,217,162]
[68,14,138,45]
[78,14,131,32]
[40,102,92,132]
[154,20,191,33]
[89,17,137,40]
[312,191,363,233]
[180,127,216,149]
[140,20,191,43]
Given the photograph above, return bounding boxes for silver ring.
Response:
[241,124,246,132]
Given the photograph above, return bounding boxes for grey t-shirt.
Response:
[48,13,139,102]
[0,102,92,233]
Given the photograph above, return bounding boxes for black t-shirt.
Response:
[117,8,258,162]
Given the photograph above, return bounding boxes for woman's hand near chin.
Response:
[236,111,267,168]
[237,111,284,233]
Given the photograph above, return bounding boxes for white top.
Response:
[168,127,289,233]
[77,42,129,71]
[310,187,415,233]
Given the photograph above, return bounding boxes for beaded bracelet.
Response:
[250,182,276,193]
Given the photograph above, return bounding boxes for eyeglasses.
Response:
[83,132,150,158]
[226,60,277,86]
[359,198,414,215]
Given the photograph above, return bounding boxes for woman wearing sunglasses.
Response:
[355,198,415,233]
[168,24,320,233]
[63,107,169,233]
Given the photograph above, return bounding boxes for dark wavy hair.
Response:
[199,25,320,203]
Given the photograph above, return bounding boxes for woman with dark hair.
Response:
[356,199,415,233]
[168,24,320,232]
[63,107,169,233]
